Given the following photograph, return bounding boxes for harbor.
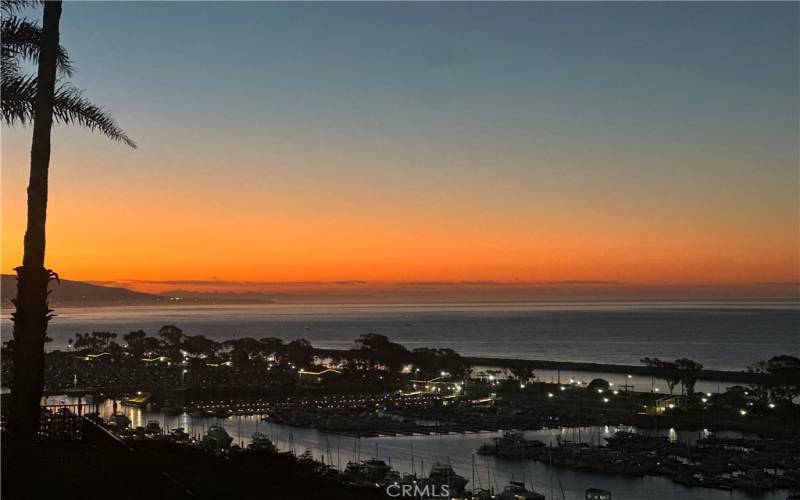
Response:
[51,395,797,500]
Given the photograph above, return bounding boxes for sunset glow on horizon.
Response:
[2,2,798,295]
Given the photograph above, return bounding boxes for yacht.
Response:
[427,462,469,496]
[478,430,545,458]
[248,431,277,452]
[170,427,190,442]
[202,424,233,450]
[496,481,546,500]
[344,459,394,485]
[144,420,162,436]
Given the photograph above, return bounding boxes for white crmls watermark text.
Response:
[386,484,450,498]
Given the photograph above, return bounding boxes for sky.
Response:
[1,2,799,297]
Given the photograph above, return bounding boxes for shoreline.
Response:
[312,348,766,384]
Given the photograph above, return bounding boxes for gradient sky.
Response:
[2,2,798,293]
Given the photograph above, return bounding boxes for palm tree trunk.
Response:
[9,0,62,443]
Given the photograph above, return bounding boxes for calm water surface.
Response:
[50,396,790,500]
[5,302,798,370]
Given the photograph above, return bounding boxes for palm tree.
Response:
[2,0,135,441]
[1,1,135,145]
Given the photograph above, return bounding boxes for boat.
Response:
[496,481,546,500]
[478,430,545,458]
[248,431,277,452]
[107,413,131,431]
[201,424,233,450]
[298,448,315,462]
[170,427,190,442]
[144,420,162,436]
[427,462,469,496]
[472,488,495,500]
[585,488,613,500]
[121,392,151,408]
[344,459,394,484]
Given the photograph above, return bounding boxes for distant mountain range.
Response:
[0,275,274,307]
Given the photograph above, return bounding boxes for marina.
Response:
[56,395,796,500]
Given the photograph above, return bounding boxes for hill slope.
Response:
[0,274,165,306]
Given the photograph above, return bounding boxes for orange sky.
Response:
[2,129,798,293]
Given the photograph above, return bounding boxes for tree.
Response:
[4,0,134,442]
[1,2,135,145]
[641,357,681,395]
[411,347,469,379]
[354,333,410,371]
[509,365,535,385]
[157,325,184,357]
[285,338,314,367]
[748,355,800,404]
[183,334,219,359]
[674,358,703,397]
[588,378,610,392]
[260,337,285,361]
[123,329,147,357]
[72,331,118,352]
[223,337,262,365]
[7,0,63,442]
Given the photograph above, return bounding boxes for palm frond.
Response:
[53,84,137,148]
[0,0,41,16]
[1,75,137,148]
[0,72,36,124]
[1,15,72,75]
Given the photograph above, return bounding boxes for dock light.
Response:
[602,398,609,403]
[627,374,633,379]
[613,390,619,395]
[701,398,708,403]
[519,384,526,389]
[768,403,776,409]
[609,383,614,387]
[706,393,712,397]
[548,393,554,398]
[740,410,747,416]
[137,391,142,395]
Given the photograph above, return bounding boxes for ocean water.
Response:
[2,301,798,370]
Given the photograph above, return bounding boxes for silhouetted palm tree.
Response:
[1,0,135,146]
[2,0,135,441]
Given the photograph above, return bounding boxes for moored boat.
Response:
[496,481,545,500]
[427,462,469,496]
[201,424,233,450]
[248,431,277,452]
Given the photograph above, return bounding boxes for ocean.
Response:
[2,301,798,371]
